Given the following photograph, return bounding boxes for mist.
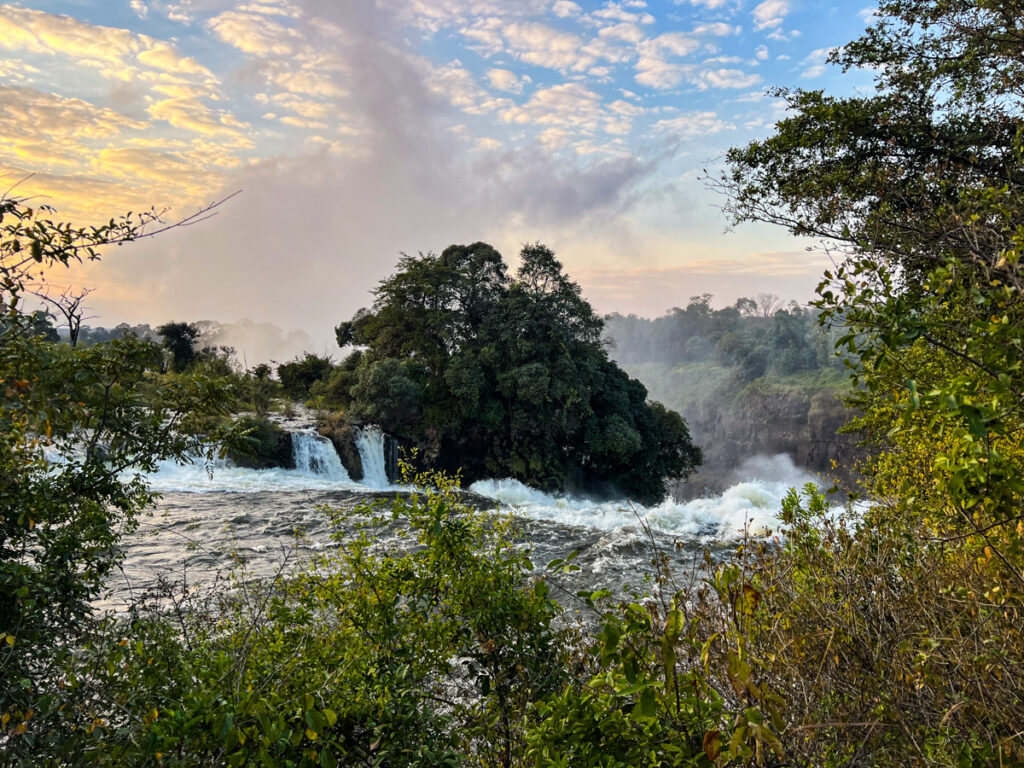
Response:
[88,0,668,345]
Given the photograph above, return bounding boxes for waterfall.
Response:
[354,426,389,488]
[290,430,351,481]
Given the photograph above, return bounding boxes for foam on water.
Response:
[140,457,365,493]
[470,454,816,540]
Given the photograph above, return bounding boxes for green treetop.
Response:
[333,242,701,503]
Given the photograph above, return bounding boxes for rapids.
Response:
[103,425,817,610]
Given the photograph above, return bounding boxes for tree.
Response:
[156,321,201,373]
[336,243,701,502]
[38,286,94,347]
[0,192,237,757]
[722,0,1024,547]
[277,353,334,401]
[718,0,1024,761]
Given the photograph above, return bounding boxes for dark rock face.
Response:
[228,417,295,470]
[319,421,363,481]
[672,387,863,499]
[383,434,402,483]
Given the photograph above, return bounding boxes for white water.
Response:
[103,450,821,607]
[470,453,816,541]
[134,424,813,541]
[142,430,360,493]
[142,458,363,493]
[291,430,351,481]
[355,426,389,488]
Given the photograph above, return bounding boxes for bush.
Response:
[22,469,569,766]
[226,415,294,469]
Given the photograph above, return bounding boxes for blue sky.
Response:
[0,0,874,345]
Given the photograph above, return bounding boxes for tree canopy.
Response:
[333,242,701,503]
[716,0,1024,761]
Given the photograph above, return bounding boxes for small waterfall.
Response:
[354,426,389,488]
[291,430,351,481]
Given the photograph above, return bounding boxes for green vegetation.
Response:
[0,195,239,758]
[226,414,294,469]
[605,296,847,420]
[326,242,702,504]
[4,0,1024,765]
[278,353,334,401]
[712,0,1024,761]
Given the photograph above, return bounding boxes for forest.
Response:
[3,0,1024,765]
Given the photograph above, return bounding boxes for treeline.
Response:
[604,294,843,381]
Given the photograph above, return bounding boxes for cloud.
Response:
[752,0,790,30]
[598,22,647,44]
[635,32,700,89]
[591,3,655,25]
[147,97,252,140]
[653,110,734,139]
[0,86,150,175]
[857,7,879,23]
[1,0,828,339]
[486,67,530,93]
[501,82,604,131]
[207,9,299,56]
[498,21,593,71]
[691,67,761,90]
[800,47,834,78]
[79,0,662,340]
[0,5,216,82]
[676,0,730,8]
[692,22,740,36]
[551,0,582,18]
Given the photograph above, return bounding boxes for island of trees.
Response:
[322,242,701,503]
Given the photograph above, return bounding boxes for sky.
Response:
[0,0,875,355]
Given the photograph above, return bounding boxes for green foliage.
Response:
[716,0,1024,763]
[604,295,844,379]
[156,321,201,373]
[240,363,280,416]
[332,243,701,503]
[21,469,569,767]
[0,194,237,757]
[226,415,294,469]
[277,353,334,401]
[719,487,1024,766]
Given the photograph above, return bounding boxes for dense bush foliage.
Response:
[716,0,1024,762]
[0,195,240,757]
[328,242,701,503]
[277,353,334,401]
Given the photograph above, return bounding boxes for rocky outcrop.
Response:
[228,416,295,470]
[318,419,364,481]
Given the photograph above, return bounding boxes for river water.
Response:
[103,428,814,611]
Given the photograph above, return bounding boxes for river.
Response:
[102,426,814,611]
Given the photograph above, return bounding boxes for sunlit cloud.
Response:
[0,0,866,336]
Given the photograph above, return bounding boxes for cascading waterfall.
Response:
[354,426,389,488]
[291,430,351,481]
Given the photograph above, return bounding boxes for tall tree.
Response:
[157,321,201,373]
[718,2,1024,761]
[0,193,236,756]
[336,243,701,502]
